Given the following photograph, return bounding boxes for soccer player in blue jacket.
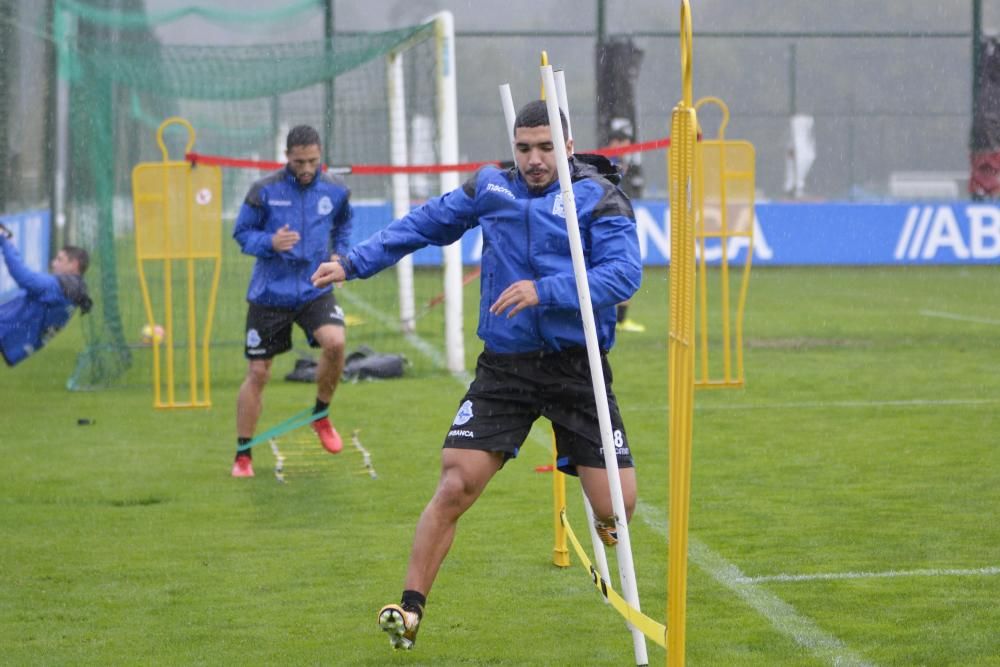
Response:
[312,100,642,650]
[0,227,91,367]
[231,125,353,478]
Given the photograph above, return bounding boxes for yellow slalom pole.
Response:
[551,432,569,567]
[667,2,697,666]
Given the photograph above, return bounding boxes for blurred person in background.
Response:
[0,224,91,367]
[606,129,645,334]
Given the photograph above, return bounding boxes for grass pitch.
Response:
[2,265,999,665]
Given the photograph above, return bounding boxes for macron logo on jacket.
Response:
[486,183,516,200]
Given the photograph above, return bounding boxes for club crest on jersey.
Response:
[453,399,474,426]
[551,193,565,218]
[318,196,334,215]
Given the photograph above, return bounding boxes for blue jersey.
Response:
[342,155,641,354]
[233,166,353,308]
[0,238,90,366]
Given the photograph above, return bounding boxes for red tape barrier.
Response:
[185,135,676,175]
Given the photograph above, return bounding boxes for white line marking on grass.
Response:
[636,500,876,667]
[739,566,1000,584]
[348,295,874,665]
[920,309,1000,326]
[624,398,1000,413]
[337,290,472,383]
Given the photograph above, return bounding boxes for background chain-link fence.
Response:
[3,0,1000,219]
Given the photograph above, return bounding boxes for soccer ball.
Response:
[141,324,165,345]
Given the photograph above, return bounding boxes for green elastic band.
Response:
[237,407,330,452]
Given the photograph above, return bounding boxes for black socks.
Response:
[401,590,426,618]
[236,437,251,460]
[314,398,329,415]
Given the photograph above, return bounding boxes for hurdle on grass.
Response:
[540,63,649,667]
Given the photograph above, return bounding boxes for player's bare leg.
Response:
[310,323,346,453]
[233,358,272,477]
[578,465,637,546]
[380,448,504,649]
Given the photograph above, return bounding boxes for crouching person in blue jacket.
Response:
[0,228,92,367]
[311,100,642,651]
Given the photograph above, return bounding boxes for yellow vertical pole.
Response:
[201,254,221,406]
[667,2,697,665]
[133,182,162,407]
[184,171,198,405]
[552,433,569,567]
[716,140,734,383]
[695,135,710,384]
[161,166,176,407]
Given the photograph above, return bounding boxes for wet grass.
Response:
[1,265,998,665]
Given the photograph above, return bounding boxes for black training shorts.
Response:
[443,347,633,476]
[244,291,344,360]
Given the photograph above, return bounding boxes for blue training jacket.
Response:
[233,166,353,308]
[342,155,641,354]
[0,238,91,366]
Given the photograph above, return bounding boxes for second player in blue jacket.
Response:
[231,125,354,478]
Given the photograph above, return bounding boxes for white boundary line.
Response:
[637,500,875,667]
[347,296,875,665]
[337,289,470,382]
[920,309,1000,326]
[623,397,1000,413]
[738,566,1000,585]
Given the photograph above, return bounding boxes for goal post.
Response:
[430,10,465,375]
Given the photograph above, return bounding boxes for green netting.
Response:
[58,0,444,391]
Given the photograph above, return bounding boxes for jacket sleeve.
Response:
[534,184,641,310]
[330,199,354,258]
[1,237,61,297]
[232,196,276,259]
[345,179,478,280]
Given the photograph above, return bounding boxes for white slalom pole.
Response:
[499,84,517,162]
[552,69,615,597]
[553,70,573,141]
[540,65,648,667]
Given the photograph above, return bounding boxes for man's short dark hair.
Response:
[608,129,633,143]
[286,125,321,151]
[62,246,89,275]
[514,100,569,138]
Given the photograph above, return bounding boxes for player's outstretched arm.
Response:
[0,236,55,296]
